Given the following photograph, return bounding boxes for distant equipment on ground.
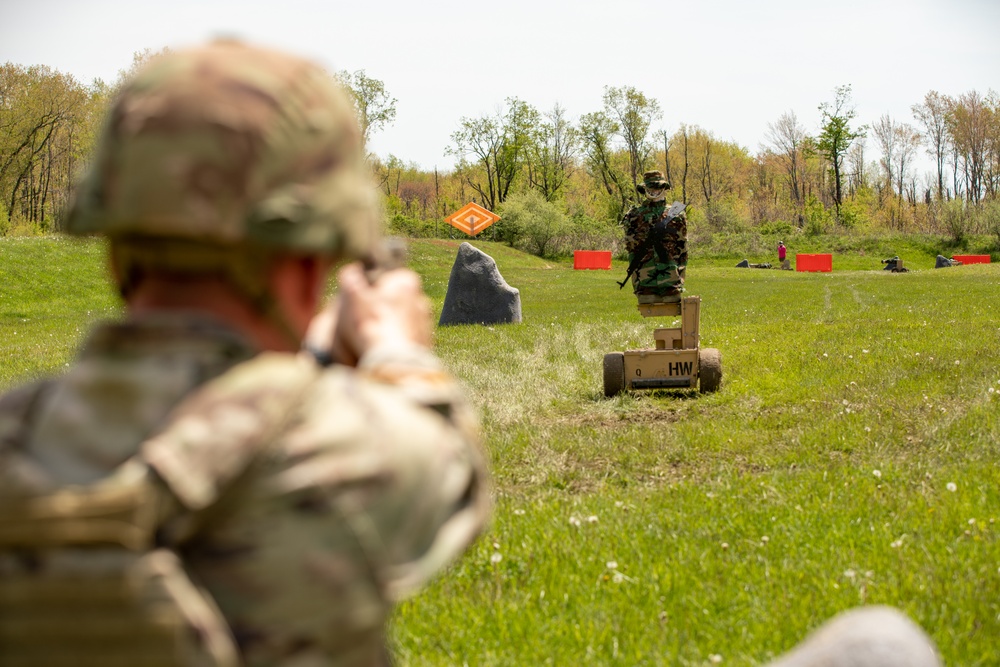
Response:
[882,256,908,272]
[736,259,772,269]
[603,295,722,396]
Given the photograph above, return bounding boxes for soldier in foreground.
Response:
[619,170,688,303]
[0,41,488,666]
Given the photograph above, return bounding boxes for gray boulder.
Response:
[439,243,522,326]
[767,606,940,667]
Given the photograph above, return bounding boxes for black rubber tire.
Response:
[698,348,722,393]
[603,352,625,397]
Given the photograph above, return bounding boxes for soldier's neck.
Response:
[124,277,299,353]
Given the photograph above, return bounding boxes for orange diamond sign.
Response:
[446,202,500,237]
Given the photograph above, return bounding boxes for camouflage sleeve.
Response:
[620,207,642,253]
[0,380,57,495]
[140,351,489,663]
[352,342,490,599]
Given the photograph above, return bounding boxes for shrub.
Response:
[838,197,871,231]
[758,220,795,237]
[387,212,437,238]
[703,199,745,233]
[976,199,1000,252]
[563,214,621,256]
[803,195,832,236]
[498,191,570,258]
[938,198,969,246]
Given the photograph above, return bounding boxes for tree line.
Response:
[2,51,998,256]
[377,82,1000,255]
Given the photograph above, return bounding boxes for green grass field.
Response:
[2,236,998,665]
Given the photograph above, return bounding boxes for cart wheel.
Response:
[698,348,722,393]
[603,352,625,397]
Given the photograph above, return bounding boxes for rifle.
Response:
[617,202,686,289]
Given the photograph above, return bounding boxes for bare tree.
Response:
[872,115,899,199]
[912,91,952,201]
[526,103,578,202]
[659,129,671,185]
[602,85,662,185]
[679,124,690,205]
[947,90,993,204]
[764,111,806,206]
[701,136,714,204]
[846,137,869,195]
[578,110,630,219]
[894,123,921,203]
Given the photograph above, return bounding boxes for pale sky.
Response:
[2,0,998,176]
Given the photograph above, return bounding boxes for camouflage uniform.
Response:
[0,41,488,667]
[620,171,687,301]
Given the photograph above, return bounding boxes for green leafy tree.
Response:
[336,70,397,153]
[764,111,807,208]
[817,85,865,221]
[448,98,539,211]
[578,110,630,221]
[603,85,661,185]
[0,63,89,229]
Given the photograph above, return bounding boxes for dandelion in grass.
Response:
[761,536,769,544]
[569,516,582,527]
[891,538,904,548]
[721,542,729,550]
[947,482,957,492]
[863,349,869,354]
[955,360,960,365]
[606,561,618,570]
[873,469,882,478]
[969,518,976,525]
[587,515,598,523]
[710,654,723,664]
[844,569,856,580]
[864,426,871,432]
[513,509,526,516]
[490,552,502,564]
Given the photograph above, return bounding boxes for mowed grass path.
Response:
[2,237,998,665]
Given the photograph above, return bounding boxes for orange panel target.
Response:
[446,202,500,236]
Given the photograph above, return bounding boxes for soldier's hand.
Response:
[305,263,432,367]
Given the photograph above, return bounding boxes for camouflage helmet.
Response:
[65,40,380,260]
[636,170,670,195]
